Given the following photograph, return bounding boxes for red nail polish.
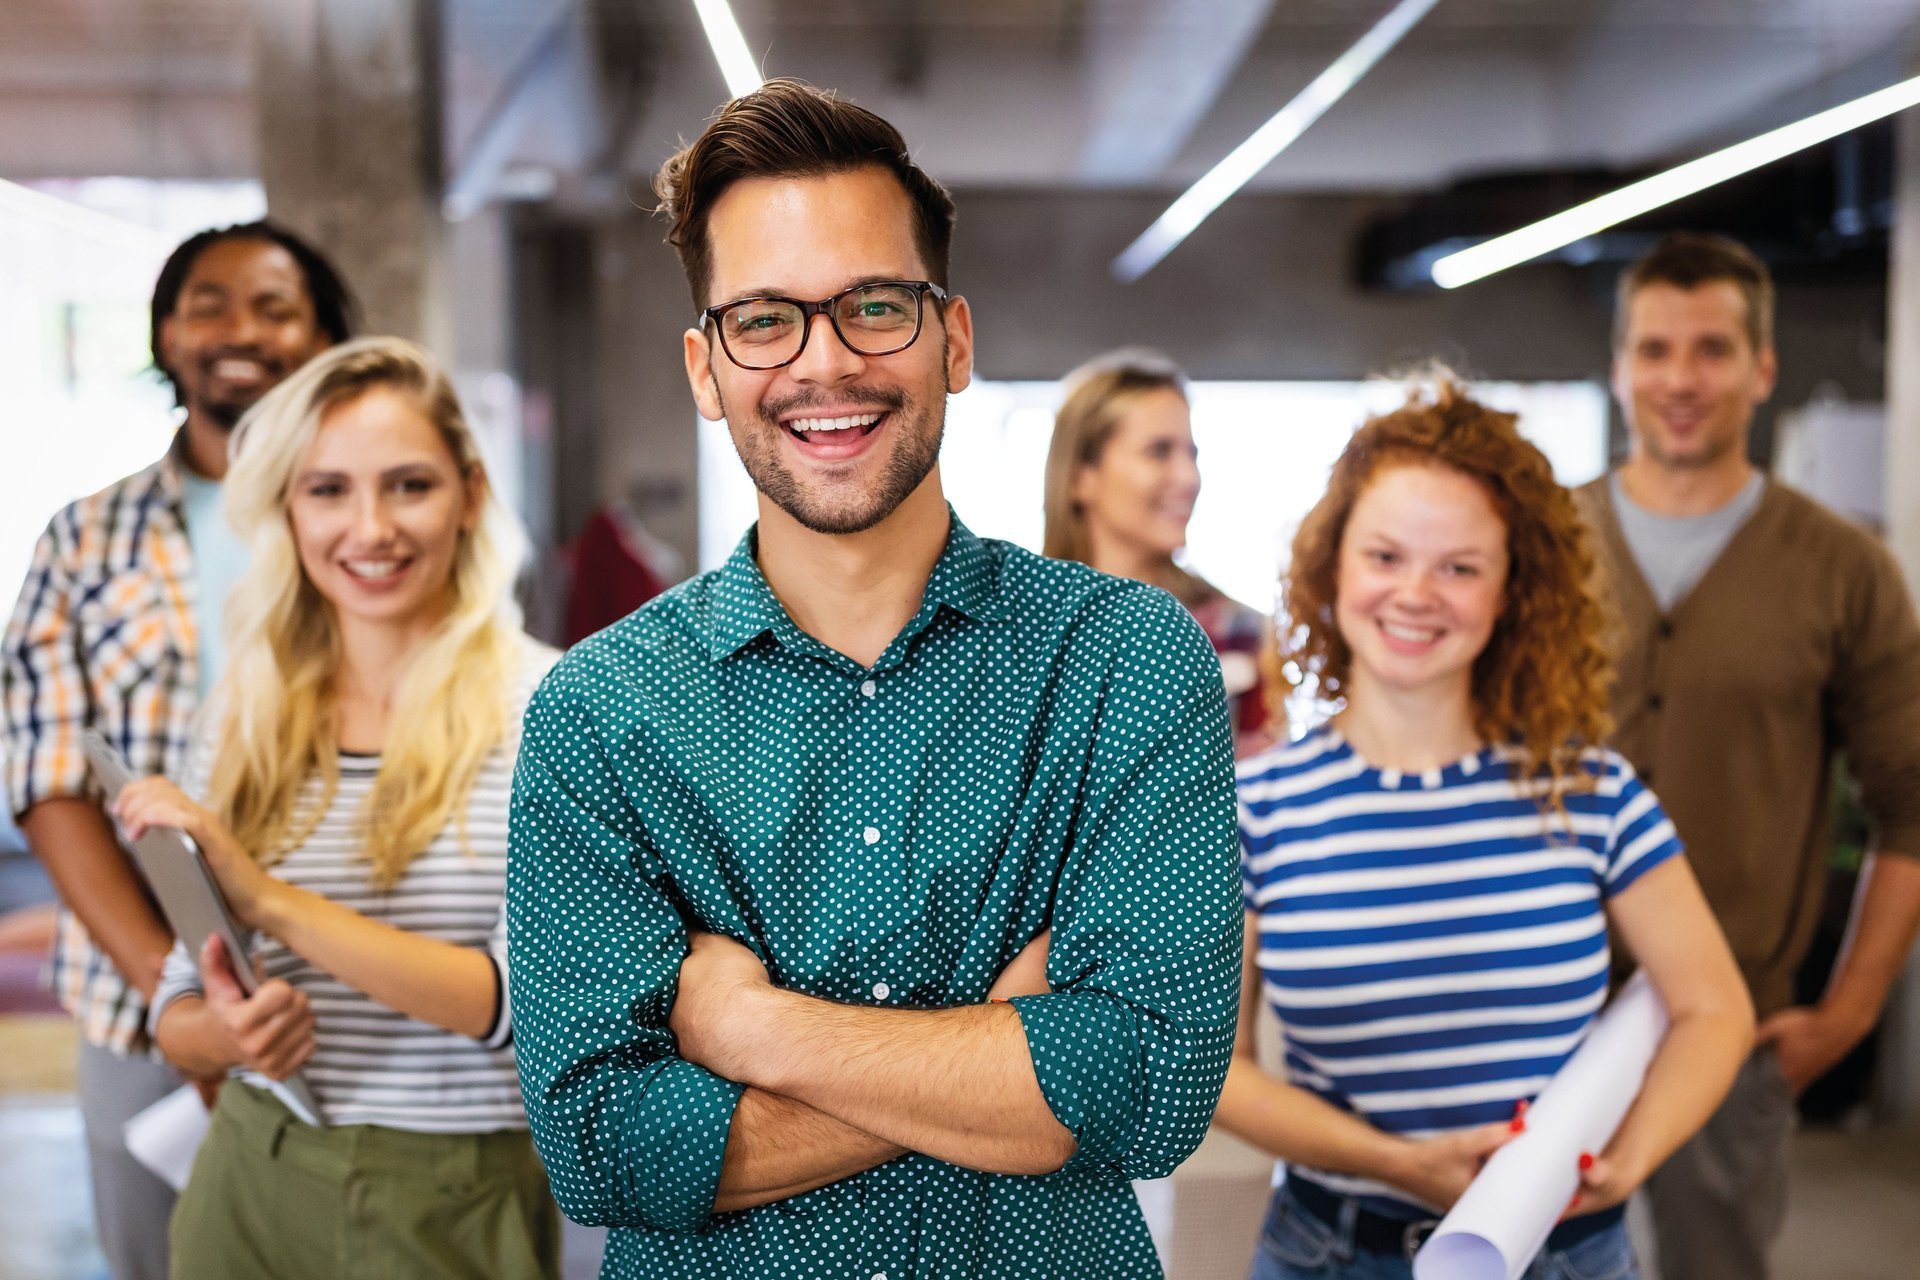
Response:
[1578,1152,1595,1171]
[1510,1116,1526,1133]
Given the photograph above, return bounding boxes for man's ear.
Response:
[684,328,726,422]
[940,294,975,395]
[1754,342,1779,405]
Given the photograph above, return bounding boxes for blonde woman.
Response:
[112,337,561,1280]
[1042,349,1280,753]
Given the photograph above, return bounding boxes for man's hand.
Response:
[198,934,315,1081]
[1756,1003,1875,1094]
[670,932,774,1080]
[987,929,1050,1001]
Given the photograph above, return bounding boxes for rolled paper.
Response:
[1412,970,1669,1280]
[123,1084,212,1193]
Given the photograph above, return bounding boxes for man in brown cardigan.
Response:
[1575,231,1920,1280]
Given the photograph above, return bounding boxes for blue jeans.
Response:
[1250,1184,1640,1280]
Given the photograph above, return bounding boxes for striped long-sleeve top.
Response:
[152,638,556,1132]
[1235,725,1682,1216]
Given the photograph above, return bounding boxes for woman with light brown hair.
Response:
[1217,373,1752,1280]
[1043,349,1280,752]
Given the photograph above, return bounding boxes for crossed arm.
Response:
[691,932,1062,1212]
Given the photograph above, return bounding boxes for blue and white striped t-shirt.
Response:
[1236,724,1682,1215]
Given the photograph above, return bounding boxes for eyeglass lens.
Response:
[719,284,923,367]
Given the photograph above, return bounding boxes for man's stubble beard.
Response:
[716,340,950,536]
[1637,416,1743,473]
[203,399,248,431]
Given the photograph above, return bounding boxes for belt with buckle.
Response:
[1286,1175,1624,1262]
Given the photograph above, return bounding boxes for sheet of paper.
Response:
[123,1084,211,1193]
[1412,970,1668,1280]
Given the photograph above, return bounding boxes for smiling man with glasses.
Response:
[507,79,1242,1279]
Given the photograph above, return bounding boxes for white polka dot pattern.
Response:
[507,514,1241,1278]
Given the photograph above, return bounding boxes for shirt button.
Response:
[862,826,880,845]
[860,679,877,698]
[872,982,890,1000]
[873,1273,889,1280]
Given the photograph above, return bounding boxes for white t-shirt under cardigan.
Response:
[1235,724,1683,1215]
[151,637,557,1133]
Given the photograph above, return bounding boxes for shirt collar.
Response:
[154,429,192,504]
[703,507,1010,663]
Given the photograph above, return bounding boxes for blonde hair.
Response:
[208,337,526,889]
[1041,349,1213,606]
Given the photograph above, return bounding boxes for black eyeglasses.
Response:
[699,280,949,371]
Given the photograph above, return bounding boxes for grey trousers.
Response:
[1642,1044,1797,1280]
[76,1040,184,1280]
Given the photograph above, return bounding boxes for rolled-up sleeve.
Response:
[148,940,204,1033]
[1007,591,1242,1179]
[507,664,744,1234]
[2,514,89,815]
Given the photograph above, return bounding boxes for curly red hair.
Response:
[1281,374,1614,807]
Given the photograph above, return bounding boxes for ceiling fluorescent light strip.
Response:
[691,0,764,100]
[1431,72,1920,289]
[1112,0,1444,283]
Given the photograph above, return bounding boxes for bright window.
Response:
[699,378,1608,613]
[0,178,266,608]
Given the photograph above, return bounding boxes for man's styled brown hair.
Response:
[1615,231,1775,353]
[654,78,958,308]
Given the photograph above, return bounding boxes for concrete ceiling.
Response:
[4,0,1919,205]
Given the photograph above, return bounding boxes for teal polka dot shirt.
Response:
[508,511,1242,1279]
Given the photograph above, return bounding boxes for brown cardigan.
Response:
[1576,477,1920,1018]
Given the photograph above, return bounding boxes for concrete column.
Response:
[1875,107,1920,1125]
[250,0,449,352]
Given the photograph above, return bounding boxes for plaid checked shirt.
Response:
[3,436,200,1056]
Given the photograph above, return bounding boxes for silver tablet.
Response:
[83,730,327,1128]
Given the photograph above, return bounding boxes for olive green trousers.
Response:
[169,1082,560,1280]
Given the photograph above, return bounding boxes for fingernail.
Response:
[1578,1152,1595,1171]
[1510,1116,1526,1133]
[989,996,1009,1004]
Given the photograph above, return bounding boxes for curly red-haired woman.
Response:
[1216,375,1752,1280]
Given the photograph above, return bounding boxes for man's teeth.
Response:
[788,412,882,433]
[1382,622,1438,642]
[213,359,266,378]
[344,559,404,579]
